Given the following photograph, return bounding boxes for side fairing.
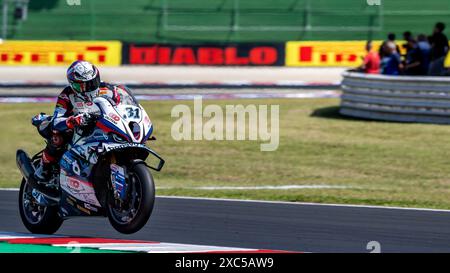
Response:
[59,145,101,211]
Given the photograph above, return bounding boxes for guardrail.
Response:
[340,71,450,124]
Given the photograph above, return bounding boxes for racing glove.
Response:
[66,113,90,129]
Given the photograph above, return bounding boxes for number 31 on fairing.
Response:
[125,107,140,119]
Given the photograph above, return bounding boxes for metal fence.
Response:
[161,0,382,32]
[1,0,29,39]
[0,0,385,42]
[0,0,449,43]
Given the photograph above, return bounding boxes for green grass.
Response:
[2,0,450,43]
[2,98,450,209]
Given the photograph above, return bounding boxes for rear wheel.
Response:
[19,178,63,234]
[107,163,155,234]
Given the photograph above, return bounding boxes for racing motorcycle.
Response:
[16,89,164,234]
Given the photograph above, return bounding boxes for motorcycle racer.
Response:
[34,60,124,182]
[17,61,162,234]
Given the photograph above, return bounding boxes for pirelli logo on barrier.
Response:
[0,41,122,66]
[123,43,285,66]
[285,41,383,67]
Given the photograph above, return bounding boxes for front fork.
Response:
[111,163,128,201]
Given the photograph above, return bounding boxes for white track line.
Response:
[54,242,256,253]
[2,188,450,213]
[157,196,450,213]
[156,185,353,190]
[0,80,339,87]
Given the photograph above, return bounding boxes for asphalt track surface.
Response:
[1,190,450,253]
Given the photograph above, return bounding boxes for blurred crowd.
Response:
[359,22,449,76]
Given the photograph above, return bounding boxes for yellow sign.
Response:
[286,41,386,67]
[0,41,122,66]
[286,40,450,67]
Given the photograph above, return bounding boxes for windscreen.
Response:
[115,87,139,107]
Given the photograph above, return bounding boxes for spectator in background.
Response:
[359,41,380,74]
[403,39,423,75]
[381,41,402,75]
[428,22,449,75]
[402,31,413,57]
[403,31,413,42]
[417,34,431,74]
[379,33,401,59]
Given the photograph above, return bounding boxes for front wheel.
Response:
[107,163,155,234]
[19,178,63,234]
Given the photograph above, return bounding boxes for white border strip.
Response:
[2,188,449,213]
[0,80,339,87]
[0,232,278,253]
[157,195,450,213]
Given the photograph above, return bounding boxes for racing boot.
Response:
[32,155,59,200]
[34,160,51,182]
[34,150,56,182]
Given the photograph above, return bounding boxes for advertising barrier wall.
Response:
[122,43,285,66]
[0,40,448,68]
[0,41,122,66]
[285,41,385,67]
[286,40,450,67]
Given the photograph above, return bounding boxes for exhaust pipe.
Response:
[16,149,35,181]
[16,149,59,201]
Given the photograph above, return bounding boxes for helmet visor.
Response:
[71,76,101,93]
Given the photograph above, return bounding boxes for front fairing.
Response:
[93,96,153,144]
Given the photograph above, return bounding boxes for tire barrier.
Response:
[340,71,450,124]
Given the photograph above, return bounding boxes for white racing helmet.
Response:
[66,60,101,101]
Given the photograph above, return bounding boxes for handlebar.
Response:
[80,111,101,127]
